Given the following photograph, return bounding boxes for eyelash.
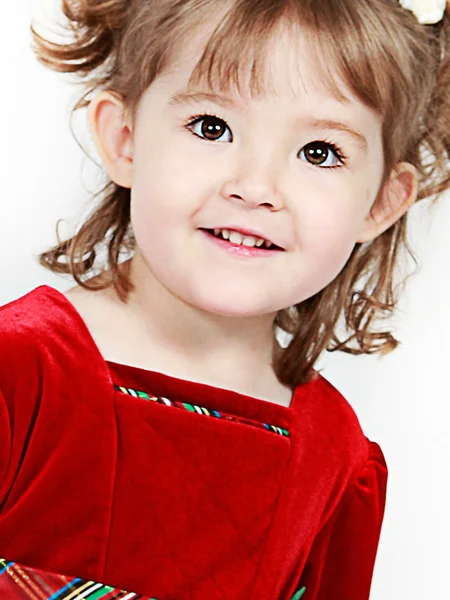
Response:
[313,140,347,169]
[183,113,348,169]
[184,112,229,137]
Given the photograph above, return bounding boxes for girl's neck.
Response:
[124,256,277,366]
[64,261,293,406]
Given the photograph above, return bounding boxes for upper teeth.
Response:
[214,229,272,248]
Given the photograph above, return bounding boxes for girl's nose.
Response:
[220,156,285,211]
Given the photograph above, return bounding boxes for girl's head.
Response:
[32,0,450,387]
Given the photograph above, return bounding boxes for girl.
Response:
[1,0,449,599]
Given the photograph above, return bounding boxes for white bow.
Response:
[399,0,446,24]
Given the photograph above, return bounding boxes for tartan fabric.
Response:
[0,559,305,600]
[0,558,157,599]
[113,384,290,437]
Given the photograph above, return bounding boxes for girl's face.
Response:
[127,28,386,318]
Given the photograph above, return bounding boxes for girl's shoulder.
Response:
[0,285,75,346]
[0,285,113,408]
[301,371,381,473]
[0,286,69,411]
[0,285,107,385]
[0,286,57,356]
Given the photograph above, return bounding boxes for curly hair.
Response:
[30,0,450,389]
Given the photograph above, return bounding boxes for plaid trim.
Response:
[114,384,290,437]
[0,559,305,599]
[0,558,157,599]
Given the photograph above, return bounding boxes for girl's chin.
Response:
[186,294,282,319]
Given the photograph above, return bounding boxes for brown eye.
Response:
[300,142,341,168]
[189,116,233,142]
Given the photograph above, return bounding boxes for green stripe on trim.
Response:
[291,586,306,599]
[85,586,115,599]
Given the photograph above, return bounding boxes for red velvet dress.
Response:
[0,286,387,600]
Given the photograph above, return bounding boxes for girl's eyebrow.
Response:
[169,92,368,151]
[305,118,368,152]
[169,91,238,109]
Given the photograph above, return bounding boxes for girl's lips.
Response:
[199,229,282,258]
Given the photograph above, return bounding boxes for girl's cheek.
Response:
[298,199,365,259]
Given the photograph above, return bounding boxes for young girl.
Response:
[1,0,449,599]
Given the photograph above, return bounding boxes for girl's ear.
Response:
[88,91,134,188]
[356,162,418,244]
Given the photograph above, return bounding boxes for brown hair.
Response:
[30,0,450,389]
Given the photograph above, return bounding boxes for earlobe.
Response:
[88,91,134,189]
[356,162,418,244]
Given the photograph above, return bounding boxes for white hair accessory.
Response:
[399,0,446,24]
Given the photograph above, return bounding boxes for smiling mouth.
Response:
[201,229,284,251]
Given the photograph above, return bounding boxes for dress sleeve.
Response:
[0,387,11,495]
[297,441,388,600]
[0,304,40,505]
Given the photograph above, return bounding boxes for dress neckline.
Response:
[34,285,320,419]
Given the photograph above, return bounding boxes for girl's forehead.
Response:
[164,23,356,109]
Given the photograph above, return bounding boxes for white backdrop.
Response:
[2,2,450,599]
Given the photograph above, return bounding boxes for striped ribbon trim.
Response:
[0,558,305,599]
[113,384,290,437]
[0,558,157,599]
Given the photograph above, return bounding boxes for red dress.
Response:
[0,286,387,600]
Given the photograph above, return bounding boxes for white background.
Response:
[2,2,450,598]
